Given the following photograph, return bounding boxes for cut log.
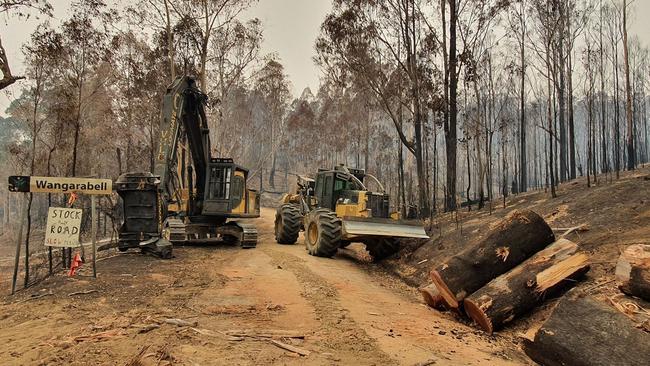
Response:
[616,244,650,301]
[523,292,650,366]
[430,209,554,309]
[419,284,446,310]
[464,239,589,333]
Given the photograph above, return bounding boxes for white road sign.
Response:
[45,207,83,247]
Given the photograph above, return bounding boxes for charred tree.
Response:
[622,0,635,170]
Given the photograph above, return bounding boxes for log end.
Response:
[463,297,494,334]
[419,284,446,310]
[430,270,459,309]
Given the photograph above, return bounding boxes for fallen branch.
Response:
[15,292,53,303]
[125,345,150,366]
[225,329,305,339]
[133,324,160,334]
[190,327,243,341]
[68,289,98,296]
[163,318,198,327]
[269,339,311,356]
[413,359,438,366]
[73,329,125,342]
[551,224,589,238]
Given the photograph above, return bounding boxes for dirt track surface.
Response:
[0,208,528,366]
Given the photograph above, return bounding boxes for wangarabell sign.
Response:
[8,176,112,195]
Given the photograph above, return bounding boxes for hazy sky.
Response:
[1,0,649,116]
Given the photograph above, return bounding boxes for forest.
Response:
[0,0,648,227]
[1,2,650,365]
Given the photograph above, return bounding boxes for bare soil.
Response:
[1,208,527,365]
[1,166,648,365]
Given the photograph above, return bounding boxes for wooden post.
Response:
[91,195,97,278]
[11,193,26,295]
[48,247,52,275]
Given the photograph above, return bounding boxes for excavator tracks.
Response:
[164,217,257,248]
[215,221,258,248]
[163,218,187,243]
[237,222,258,249]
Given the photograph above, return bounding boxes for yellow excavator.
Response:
[115,76,259,258]
[275,165,428,260]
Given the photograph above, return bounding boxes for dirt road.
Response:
[0,208,530,365]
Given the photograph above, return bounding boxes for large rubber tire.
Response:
[275,204,302,244]
[304,209,341,258]
[366,238,400,262]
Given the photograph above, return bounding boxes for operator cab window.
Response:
[334,178,356,191]
[209,166,231,199]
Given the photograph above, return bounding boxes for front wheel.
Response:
[304,209,341,257]
[275,204,302,244]
[365,238,400,262]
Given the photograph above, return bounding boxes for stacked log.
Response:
[430,209,555,309]
[463,238,589,333]
[615,244,650,301]
[523,291,650,366]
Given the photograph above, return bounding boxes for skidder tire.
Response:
[304,209,341,257]
[366,238,400,262]
[275,204,302,244]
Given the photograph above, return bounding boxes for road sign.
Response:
[8,176,112,195]
[45,207,83,248]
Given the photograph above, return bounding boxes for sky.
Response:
[1,0,650,116]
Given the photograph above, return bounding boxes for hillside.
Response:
[382,165,650,335]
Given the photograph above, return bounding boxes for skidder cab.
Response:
[275,165,428,261]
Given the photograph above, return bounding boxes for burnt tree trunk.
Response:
[616,244,650,301]
[430,209,554,309]
[523,292,650,366]
[464,239,589,333]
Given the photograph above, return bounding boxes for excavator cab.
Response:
[203,158,259,218]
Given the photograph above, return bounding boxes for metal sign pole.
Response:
[11,193,26,295]
[91,195,97,278]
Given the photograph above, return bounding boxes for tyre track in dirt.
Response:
[263,246,393,364]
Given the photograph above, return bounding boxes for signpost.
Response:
[8,175,113,294]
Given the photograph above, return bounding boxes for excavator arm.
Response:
[155,76,210,217]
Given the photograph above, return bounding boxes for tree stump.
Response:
[430,209,554,309]
[523,291,650,366]
[464,238,589,333]
[616,244,650,301]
